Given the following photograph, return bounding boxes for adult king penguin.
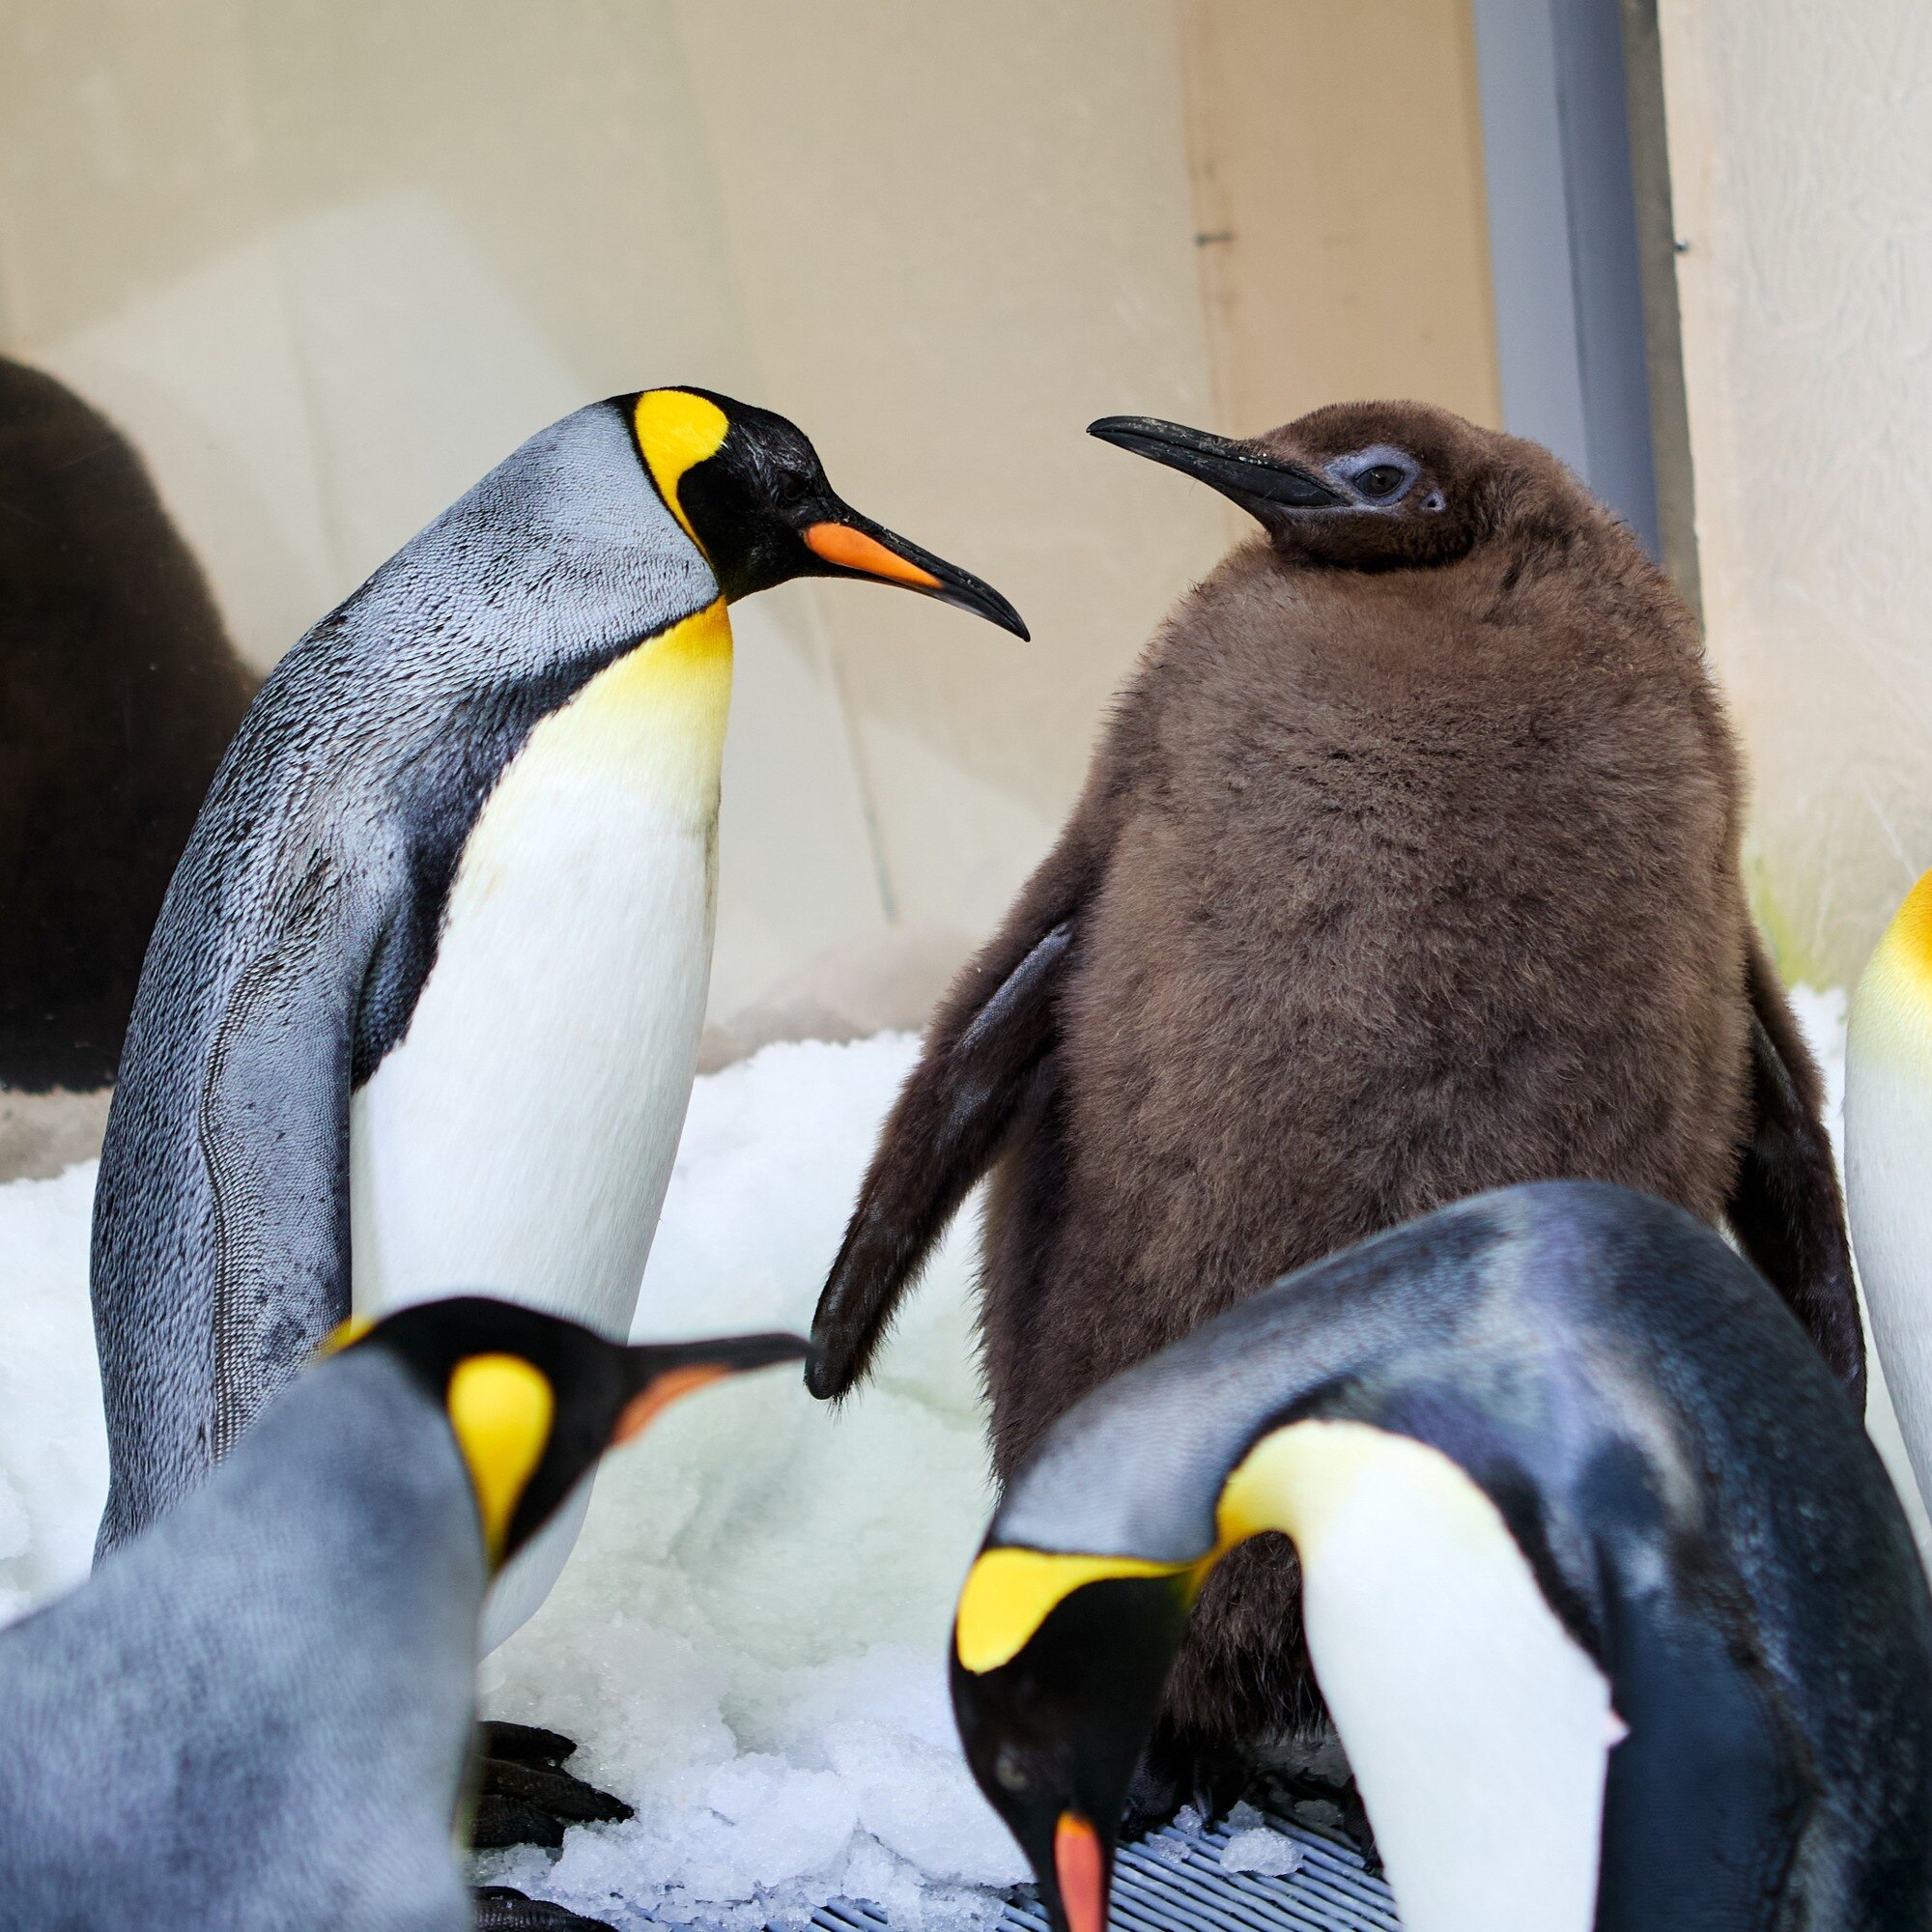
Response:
[0,1293,804,1932]
[812,401,1859,1799]
[91,388,1024,1658]
[952,1183,1932,1932]
[1847,867,1932,1500]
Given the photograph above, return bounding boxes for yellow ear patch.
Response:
[447,1353,555,1565]
[954,1547,1196,1675]
[633,389,731,553]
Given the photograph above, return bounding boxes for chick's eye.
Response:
[1353,464,1407,500]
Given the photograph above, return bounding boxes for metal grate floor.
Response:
[811,1792,1399,1932]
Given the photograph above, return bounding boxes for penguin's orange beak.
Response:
[1054,1811,1108,1932]
[613,1332,809,1444]
[804,522,943,590]
[798,512,1029,639]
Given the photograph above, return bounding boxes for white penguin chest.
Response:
[350,600,732,1339]
[1221,1420,1614,1932]
[1846,899,1932,1505]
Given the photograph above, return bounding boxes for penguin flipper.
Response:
[808,918,1075,1400]
[198,850,371,1455]
[1727,936,1865,1408]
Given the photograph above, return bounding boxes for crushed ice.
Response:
[0,997,1910,1927]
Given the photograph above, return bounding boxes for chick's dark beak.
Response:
[613,1332,808,1444]
[1088,415,1347,515]
[802,510,1029,639]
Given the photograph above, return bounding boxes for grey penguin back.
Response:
[0,1345,485,1931]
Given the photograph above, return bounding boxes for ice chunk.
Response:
[0,1159,108,1616]
[1221,1827,1303,1877]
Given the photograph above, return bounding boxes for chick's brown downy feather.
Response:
[810,400,1859,1792]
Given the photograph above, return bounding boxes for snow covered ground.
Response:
[0,1003,1922,1929]
[0,1035,1023,1931]
[474,1037,1022,1930]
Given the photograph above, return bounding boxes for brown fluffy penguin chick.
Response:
[810,400,1860,1805]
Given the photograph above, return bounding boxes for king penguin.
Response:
[1847,867,1932,1500]
[0,1293,805,1932]
[811,400,1860,1800]
[951,1182,1932,1932]
[90,388,1024,1663]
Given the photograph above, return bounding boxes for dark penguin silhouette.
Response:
[952,1183,1932,1932]
[810,401,1861,1800]
[0,356,256,1092]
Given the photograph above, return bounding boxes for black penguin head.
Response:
[951,1548,1198,1932]
[626,387,1027,636]
[336,1296,807,1569]
[1090,400,1577,572]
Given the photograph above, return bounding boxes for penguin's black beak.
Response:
[1089,415,1348,516]
[613,1332,809,1444]
[802,510,1030,639]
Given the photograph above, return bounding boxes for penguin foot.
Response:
[471,1721,634,1851]
[1121,1730,1252,1839]
[472,1884,617,1930]
[1120,1754,1185,1841]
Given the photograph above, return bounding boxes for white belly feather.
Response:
[349,598,733,1643]
[1221,1421,1614,1932]
[1847,876,1932,1506]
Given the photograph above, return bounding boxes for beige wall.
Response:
[1659,1,1932,986]
[0,2,1500,1042]
[1182,0,1500,440]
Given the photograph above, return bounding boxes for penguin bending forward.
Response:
[1848,866,1932,1501]
[812,401,1859,1796]
[90,389,1024,1645]
[952,1183,1932,1932]
[0,1295,805,1932]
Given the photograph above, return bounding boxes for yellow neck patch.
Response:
[1220,1419,1407,1547]
[1851,867,1932,1071]
[447,1353,555,1566]
[1874,868,1932,997]
[318,1312,377,1358]
[634,389,731,554]
[954,1547,1198,1675]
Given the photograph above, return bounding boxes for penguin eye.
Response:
[993,1747,1032,1794]
[1352,464,1407,500]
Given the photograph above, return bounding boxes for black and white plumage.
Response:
[952,1182,1932,1932]
[88,389,1020,1663]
